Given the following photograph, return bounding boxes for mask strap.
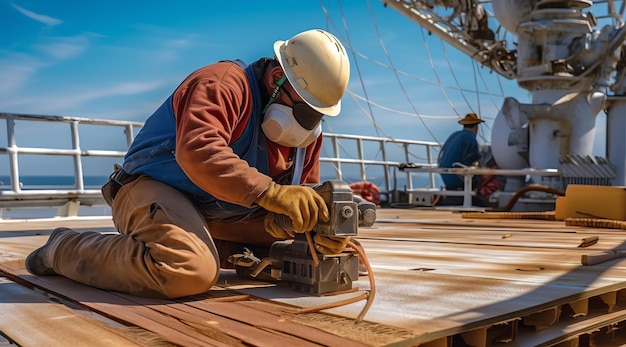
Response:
[291,147,305,184]
[262,75,287,113]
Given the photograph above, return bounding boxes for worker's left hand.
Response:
[264,212,295,239]
[314,235,351,255]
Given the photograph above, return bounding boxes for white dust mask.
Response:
[262,103,321,148]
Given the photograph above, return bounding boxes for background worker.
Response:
[436,113,487,206]
[25,29,351,299]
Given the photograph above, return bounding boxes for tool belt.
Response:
[101,165,141,206]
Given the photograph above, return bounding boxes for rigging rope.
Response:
[365,0,442,144]
[337,0,381,137]
[317,0,521,166]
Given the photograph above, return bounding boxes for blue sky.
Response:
[0,1,611,177]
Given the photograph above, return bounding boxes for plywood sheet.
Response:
[0,278,144,347]
[4,208,626,346]
[0,260,386,347]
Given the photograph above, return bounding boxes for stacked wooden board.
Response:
[3,209,626,346]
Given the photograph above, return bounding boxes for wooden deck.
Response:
[3,208,626,346]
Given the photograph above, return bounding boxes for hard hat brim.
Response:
[274,40,342,117]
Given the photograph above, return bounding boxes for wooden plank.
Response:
[229,268,626,346]
[0,260,375,347]
[375,209,568,230]
[358,226,603,249]
[502,305,626,347]
[111,292,334,347]
[0,261,229,347]
[0,278,143,347]
[353,238,626,290]
[5,208,626,346]
[185,299,372,347]
[235,299,420,346]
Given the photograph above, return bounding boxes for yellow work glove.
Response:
[256,182,329,232]
[313,235,351,255]
[264,212,295,239]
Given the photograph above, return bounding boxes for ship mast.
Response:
[382,0,626,186]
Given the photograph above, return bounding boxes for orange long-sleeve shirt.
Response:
[172,60,322,208]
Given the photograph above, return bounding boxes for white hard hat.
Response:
[274,29,350,116]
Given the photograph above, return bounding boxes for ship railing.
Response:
[320,133,441,202]
[399,164,561,209]
[0,112,442,218]
[0,113,142,219]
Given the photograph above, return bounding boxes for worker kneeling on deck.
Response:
[25,29,351,299]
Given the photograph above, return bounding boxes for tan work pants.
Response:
[52,176,220,299]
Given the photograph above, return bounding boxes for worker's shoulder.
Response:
[455,129,477,141]
[175,61,249,97]
[444,129,468,142]
[185,61,246,82]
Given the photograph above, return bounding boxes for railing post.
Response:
[332,135,342,181]
[463,173,473,208]
[357,138,366,182]
[381,139,390,201]
[125,124,134,148]
[70,121,85,191]
[6,116,21,193]
[427,144,436,188]
[403,143,413,191]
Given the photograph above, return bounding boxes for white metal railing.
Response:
[0,113,143,217]
[400,165,561,208]
[0,113,443,218]
[320,133,441,201]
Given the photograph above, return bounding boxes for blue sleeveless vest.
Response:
[123,63,269,220]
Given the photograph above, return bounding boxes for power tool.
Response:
[244,180,376,295]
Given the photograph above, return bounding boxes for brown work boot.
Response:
[25,227,73,276]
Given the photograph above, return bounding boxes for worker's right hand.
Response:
[256,182,329,232]
[264,212,295,239]
[314,235,351,255]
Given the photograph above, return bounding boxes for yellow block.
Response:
[564,184,626,220]
[554,196,567,221]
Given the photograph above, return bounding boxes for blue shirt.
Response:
[437,129,481,189]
